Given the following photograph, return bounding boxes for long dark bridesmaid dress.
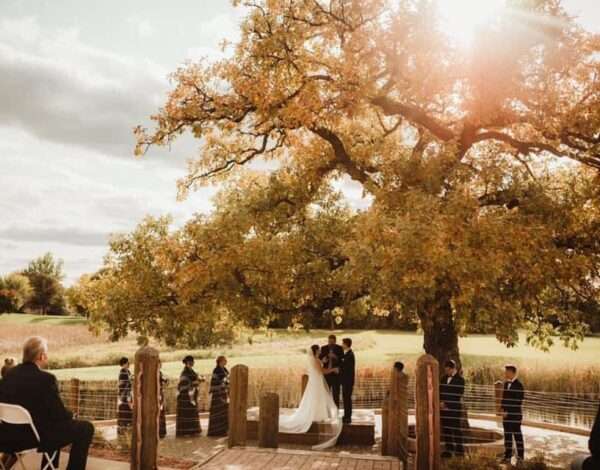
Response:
[176,366,201,436]
[207,366,229,436]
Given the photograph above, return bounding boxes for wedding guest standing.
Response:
[340,338,355,424]
[319,335,344,407]
[0,358,15,380]
[159,361,168,439]
[117,357,132,435]
[571,400,600,469]
[176,355,202,437]
[208,356,230,436]
[501,364,525,464]
[440,360,465,457]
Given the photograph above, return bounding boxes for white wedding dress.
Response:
[279,351,343,450]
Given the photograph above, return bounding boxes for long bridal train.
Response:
[278,350,343,450]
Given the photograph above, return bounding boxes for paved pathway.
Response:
[20,453,136,469]
[197,448,403,470]
[94,414,592,468]
[463,417,589,467]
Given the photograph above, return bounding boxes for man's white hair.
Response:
[22,336,48,363]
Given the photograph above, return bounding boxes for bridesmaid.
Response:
[176,355,202,437]
[159,361,168,438]
[207,356,230,436]
[117,357,133,435]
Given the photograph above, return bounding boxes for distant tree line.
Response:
[0,253,67,315]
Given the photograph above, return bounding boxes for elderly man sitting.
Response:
[0,336,94,470]
[571,401,600,470]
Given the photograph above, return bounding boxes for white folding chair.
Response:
[0,403,58,470]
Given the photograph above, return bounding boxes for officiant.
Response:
[319,335,344,407]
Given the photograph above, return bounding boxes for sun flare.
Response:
[438,0,506,45]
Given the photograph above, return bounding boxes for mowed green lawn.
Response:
[1,313,599,381]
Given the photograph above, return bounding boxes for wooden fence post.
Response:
[494,380,504,417]
[228,365,249,448]
[381,395,390,456]
[70,378,80,417]
[258,392,279,448]
[415,354,440,470]
[301,374,308,396]
[130,346,160,470]
[388,367,409,464]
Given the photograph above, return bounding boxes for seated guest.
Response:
[176,355,203,437]
[571,401,600,470]
[117,357,133,435]
[394,361,404,373]
[1,358,15,380]
[207,356,229,436]
[0,336,94,470]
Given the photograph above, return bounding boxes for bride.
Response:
[279,344,343,450]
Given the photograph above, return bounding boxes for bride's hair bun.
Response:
[310,344,319,356]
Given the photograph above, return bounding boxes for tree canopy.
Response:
[22,252,66,315]
[88,0,600,365]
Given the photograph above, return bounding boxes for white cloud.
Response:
[0,17,168,158]
[127,17,154,38]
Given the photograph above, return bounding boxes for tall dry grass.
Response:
[0,324,106,359]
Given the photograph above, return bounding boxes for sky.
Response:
[0,1,598,284]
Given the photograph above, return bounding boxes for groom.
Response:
[320,334,344,407]
[340,338,355,424]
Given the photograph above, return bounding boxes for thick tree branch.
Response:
[370,96,455,142]
[312,127,378,187]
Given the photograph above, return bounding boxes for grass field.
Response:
[1,313,599,393]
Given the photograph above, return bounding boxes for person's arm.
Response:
[46,375,73,422]
[178,372,191,393]
[589,403,600,456]
[516,382,525,403]
[317,357,338,375]
[457,376,465,399]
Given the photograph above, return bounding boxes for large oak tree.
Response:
[126,0,600,365]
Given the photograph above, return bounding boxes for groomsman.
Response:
[320,335,344,407]
[340,338,355,424]
[439,360,465,457]
[571,400,600,469]
[501,364,525,464]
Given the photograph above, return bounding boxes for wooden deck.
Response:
[197,448,404,469]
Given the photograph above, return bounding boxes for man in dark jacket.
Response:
[319,335,344,407]
[439,360,465,457]
[571,401,600,470]
[340,338,355,424]
[0,336,94,470]
[117,356,132,435]
[501,364,525,464]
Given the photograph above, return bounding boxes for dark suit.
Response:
[440,373,465,456]
[574,402,600,470]
[501,378,525,460]
[117,367,132,434]
[319,344,344,407]
[340,349,355,423]
[0,362,94,470]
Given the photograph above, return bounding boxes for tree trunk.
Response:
[420,290,461,370]
[420,289,470,430]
